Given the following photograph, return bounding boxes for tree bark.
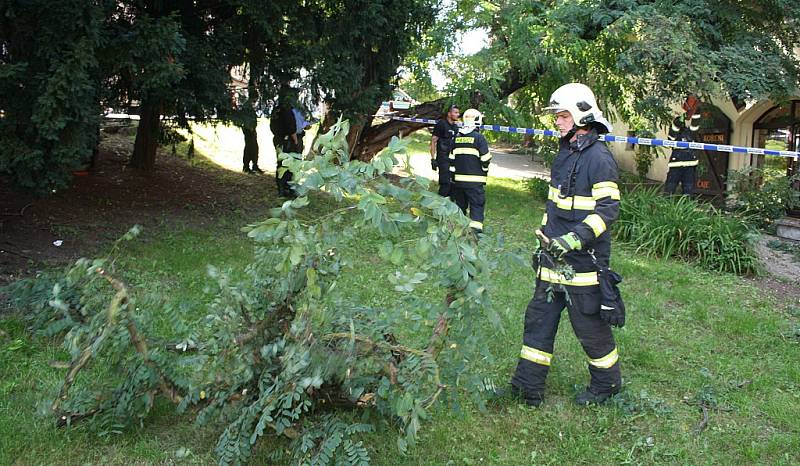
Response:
[350,67,530,161]
[130,100,161,170]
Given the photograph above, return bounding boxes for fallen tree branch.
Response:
[0,203,32,217]
[694,403,710,435]
[51,268,127,415]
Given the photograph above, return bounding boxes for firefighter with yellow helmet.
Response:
[449,108,491,232]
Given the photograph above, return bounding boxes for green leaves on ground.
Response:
[8,121,511,466]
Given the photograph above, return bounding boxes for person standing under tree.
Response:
[430,104,460,196]
[664,95,702,195]
[271,91,306,198]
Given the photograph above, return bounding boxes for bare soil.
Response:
[2,132,798,311]
[0,132,277,285]
[751,236,800,308]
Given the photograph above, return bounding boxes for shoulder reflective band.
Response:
[390,116,800,159]
[591,181,620,200]
[452,147,480,156]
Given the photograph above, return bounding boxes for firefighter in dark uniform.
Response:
[430,105,460,197]
[509,83,625,406]
[664,102,702,195]
[449,108,491,232]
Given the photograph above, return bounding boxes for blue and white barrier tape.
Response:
[391,116,800,159]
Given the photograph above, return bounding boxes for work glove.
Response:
[545,232,582,259]
[431,159,438,171]
[599,270,625,328]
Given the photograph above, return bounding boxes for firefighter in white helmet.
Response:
[448,108,491,232]
[506,83,625,406]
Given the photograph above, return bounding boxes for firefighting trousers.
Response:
[511,283,621,399]
[664,166,696,195]
[436,152,452,197]
[450,184,485,231]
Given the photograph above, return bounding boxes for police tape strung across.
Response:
[390,116,800,159]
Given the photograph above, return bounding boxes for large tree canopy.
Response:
[2,0,799,191]
[359,0,800,158]
[0,0,435,193]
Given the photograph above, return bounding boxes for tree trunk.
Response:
[130,100,161,170]
[349,67,530,161]
[351,98,447,161]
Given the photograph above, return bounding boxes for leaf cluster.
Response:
[8,121,509,465]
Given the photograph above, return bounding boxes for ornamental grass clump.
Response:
[615,188,760,275]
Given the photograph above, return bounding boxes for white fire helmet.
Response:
[543,83,612,133]
[459,108,483,134]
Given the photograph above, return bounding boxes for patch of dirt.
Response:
[750,235,800,307]
[0,132,279,285]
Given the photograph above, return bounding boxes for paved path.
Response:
[186,121,550,181]
[396,147,550,181]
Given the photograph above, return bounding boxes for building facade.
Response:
[609,97,800,196]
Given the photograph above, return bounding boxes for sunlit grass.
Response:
[2,166,799,465]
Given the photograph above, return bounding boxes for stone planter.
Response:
[775,217,800,242]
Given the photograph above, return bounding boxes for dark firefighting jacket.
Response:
[540,129,620,293]
[667,114,701,168]
[448,130,491,186]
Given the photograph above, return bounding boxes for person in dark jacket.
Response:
[448,108,491,232]
[430,105,460,196]
[664,103,702,195]
[508,83,624,407]
[271,94,303,198]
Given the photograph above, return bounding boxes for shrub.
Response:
[5,121,511,466]
[532,136,559,167]
[615,188,760,274]
[728,168,800,232]
[526,176,550,201]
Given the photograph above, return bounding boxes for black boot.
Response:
[489,384,543,407]
[574,386,618,406]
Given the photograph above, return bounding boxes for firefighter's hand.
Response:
[600,304,625,328]
[545,232,582,259]
[431,159,438,171]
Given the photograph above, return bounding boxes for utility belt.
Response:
[533,247,625,313]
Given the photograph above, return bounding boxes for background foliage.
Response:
[615,188,760,275]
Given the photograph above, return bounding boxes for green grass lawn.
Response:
[2,174,800,464]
